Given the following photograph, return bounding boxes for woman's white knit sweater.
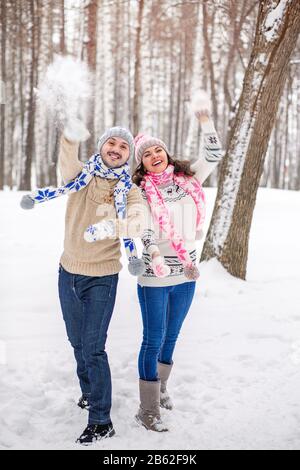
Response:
[138,120,223,288]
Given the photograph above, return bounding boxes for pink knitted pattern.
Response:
[141,165,206,267]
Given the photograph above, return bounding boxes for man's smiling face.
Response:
[101,137,130,168]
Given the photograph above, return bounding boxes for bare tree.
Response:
[20,0,38,190]
[85,0,98,156]
[202,0,218,126]
[1,0,299,192]
[133,0,145,137]
[0,0,6,189]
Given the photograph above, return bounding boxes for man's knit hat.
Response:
[98,127,135,160]
[134,133,169,166]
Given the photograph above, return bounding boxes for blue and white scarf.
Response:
[23,153,144,275]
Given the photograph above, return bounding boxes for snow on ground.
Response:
[0,188,300,450]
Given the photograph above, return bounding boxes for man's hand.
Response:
[84,220,116,243]
[64,118,90,143]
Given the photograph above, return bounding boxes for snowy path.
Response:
[0,189,300,450]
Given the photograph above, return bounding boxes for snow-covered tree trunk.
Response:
[201,0,300,279]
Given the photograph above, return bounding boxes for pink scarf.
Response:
[141,165,206,273]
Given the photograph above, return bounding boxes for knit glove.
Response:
[84,220,116,243]
[184,263,200,281]
[64,117,90,143]
[152,256,171,278]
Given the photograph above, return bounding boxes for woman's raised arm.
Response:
[191,114,224,185]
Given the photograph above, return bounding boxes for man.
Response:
[21,126,145,445]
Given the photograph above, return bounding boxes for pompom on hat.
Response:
[134,133,169,166]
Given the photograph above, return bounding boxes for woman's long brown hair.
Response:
[132,155,196,187]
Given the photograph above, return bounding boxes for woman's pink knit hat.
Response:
[134,133,169,165]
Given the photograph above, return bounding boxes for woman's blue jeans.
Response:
[137,282,196,381]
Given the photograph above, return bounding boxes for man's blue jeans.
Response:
[137,282,196,381]
[58,265,118,425]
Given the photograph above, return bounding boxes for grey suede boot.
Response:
[135,379,169,432]
[158,362,174,410]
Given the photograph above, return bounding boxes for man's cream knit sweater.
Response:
[58,136,145,277]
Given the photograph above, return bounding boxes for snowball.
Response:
[64,118,90,143]
[37,55,93,136]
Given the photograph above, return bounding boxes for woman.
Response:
[132,104,223,432]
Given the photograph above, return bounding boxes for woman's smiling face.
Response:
[142,146,169,173]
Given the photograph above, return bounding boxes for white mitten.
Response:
[152,256,171,278]
[64,117,90,143]
[84,220,116,243]
[189,90,212,118]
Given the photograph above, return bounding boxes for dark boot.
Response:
[76,423,115,446]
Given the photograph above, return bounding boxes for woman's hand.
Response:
[152,255,171,278]
[195,110,210,124]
